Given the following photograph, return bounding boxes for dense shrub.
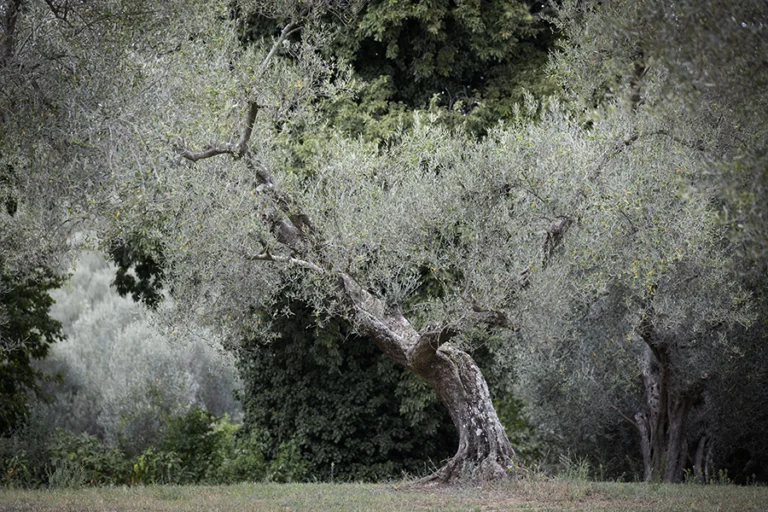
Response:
[1,407,269,488]
[238,300,458,482]
[48,431,131,487]
[161,407,227,483]
[130,447,183,485]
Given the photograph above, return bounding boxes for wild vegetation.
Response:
[1,0,766,490]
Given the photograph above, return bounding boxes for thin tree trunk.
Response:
[694,435,708,483]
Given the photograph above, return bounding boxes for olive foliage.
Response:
[511,0,766,481]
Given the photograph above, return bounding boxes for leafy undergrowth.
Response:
[1,480,766,511]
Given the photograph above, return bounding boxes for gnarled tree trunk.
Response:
[340,276,515,483]
[635,341,706,483]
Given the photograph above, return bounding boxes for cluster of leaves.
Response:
[0,266,65,435]
[237,0,558,140]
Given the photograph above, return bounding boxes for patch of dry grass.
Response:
[1,479,766,511]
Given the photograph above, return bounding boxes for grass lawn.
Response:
[1,480,766,511]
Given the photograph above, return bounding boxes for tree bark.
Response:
[1,0,24,67]
[693,435,709,483]
[635,337,704,483]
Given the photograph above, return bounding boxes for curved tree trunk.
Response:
[340,276,515,483]
[414,345,515,482]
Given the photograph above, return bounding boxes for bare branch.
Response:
[179,145,235,162]
[235,102,260,156]
[258,20,299,76]
[178,19,298,162]
[247,251,325,274]
[612,404,640,429]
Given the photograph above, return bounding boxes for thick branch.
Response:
[258,20,299,76]
[409,328,458,370]
[470,304,518,331]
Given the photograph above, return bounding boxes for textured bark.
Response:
[635,337,704,483]
[340,277,516,483]
[1,0,23,67]
[694,435,709,483]
[414,345,515,483]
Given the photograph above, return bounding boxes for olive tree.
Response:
[103,0,765,482]
[512,0,764,483]
[104,0,597,481]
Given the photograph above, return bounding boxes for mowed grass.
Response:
[1,480,767,512]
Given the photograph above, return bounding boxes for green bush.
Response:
[238,299,457,482]
[130,447,183,485]
[160,407,225,483]
[48,430,130,486]
[267,439,309,483]
[2,451,33,488]
[211,423,267,484]
[0,410,54,488]
[1,405,272,488]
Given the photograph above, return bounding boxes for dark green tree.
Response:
[0,266,65,434]
[237,0,557,139]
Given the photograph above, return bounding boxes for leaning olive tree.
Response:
[99,0,760,483]
[106,0,588,481]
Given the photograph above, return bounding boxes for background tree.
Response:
[236,0,558,140]
[1,0,204,432]
[38,252,241,455]
[512,0,766,483]
[0,265,64,434]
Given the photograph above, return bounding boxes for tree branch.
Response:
[258,20,299,76]
[471,304,519,331]
[1,0,24,67]
[235,102,260,156]
[178,19,299,163]
[247,251,325,274]
[178,145,235,162]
